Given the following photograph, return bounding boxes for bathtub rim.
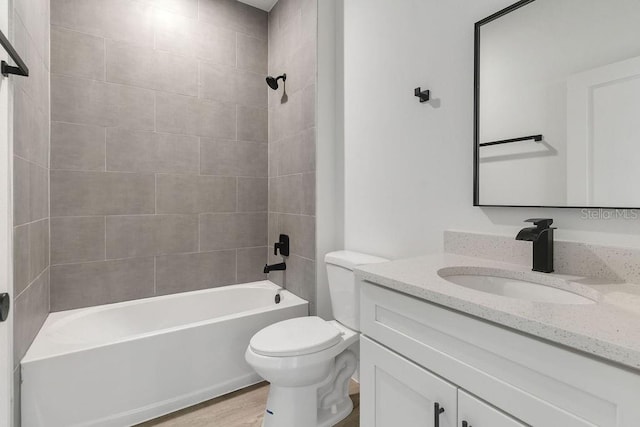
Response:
[22,280,308,364]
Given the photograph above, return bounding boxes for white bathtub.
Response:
[21,281,308,426]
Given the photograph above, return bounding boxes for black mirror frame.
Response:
[474,0,537,208]
[473,0,640,210]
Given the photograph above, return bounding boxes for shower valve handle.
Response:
[274,234,290,257]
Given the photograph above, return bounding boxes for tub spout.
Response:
[264,262,286,274]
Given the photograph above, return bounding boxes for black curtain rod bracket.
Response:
[479,134,542,147]
[0,28,29,77]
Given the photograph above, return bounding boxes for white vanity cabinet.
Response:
[359,281,640,427]
[361,336,524,427]
[360,336,457,427]
[458,390,526,427]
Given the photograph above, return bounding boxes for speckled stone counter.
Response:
[354,253,640,371]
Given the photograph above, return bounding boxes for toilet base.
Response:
[246,321,360,427]
[317,397,353,427]
[262,383,318,427]
[261,384,354,427]
[261,349,357,427]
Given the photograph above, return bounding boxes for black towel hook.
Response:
[414,87,430,103]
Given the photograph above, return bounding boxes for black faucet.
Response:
[515,218,556,273]
[264,262,286,274]
[264,234,290,274]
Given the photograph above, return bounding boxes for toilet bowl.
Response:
[245,251,388,427]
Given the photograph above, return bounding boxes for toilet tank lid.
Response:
[325,251,388,271]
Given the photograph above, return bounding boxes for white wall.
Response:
[316,0,345,318]
[340,0,640,262]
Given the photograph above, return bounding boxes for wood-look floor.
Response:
[138,381,360,427]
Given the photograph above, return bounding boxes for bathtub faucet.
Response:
[264,262,286,274]
[265,234,289,274]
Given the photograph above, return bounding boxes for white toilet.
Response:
[245,251,388,427]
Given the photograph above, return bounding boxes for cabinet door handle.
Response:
[434,402,445,427]
[462,421,472,427]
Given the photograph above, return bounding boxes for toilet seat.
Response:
[245,320,359,386]
[250,317,342,357]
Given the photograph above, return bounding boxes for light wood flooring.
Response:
[138,381,360,427]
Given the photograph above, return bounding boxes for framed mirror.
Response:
[474,0,640,208]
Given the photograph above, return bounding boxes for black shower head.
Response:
[266,73,286,90]
[266,76,278,90]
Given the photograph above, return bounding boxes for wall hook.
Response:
[414,87,430,103]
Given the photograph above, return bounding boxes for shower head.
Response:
[266,73,286,90]
[266,76,278,90]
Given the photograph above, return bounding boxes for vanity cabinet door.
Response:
[458,390,526,427]
[360,336,457,427]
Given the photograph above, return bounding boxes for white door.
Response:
[458,390,526,427]
[567,55,640,206]
[360,336,457,427]
[0,1,14,425]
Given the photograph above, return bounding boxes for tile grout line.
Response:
[103,37,107,81]
[49,119,268,145]
[104,216,107,261]
[50,167,272,178]
[154,174,157,214]
[52,69,261,101]
[14,153,48,172]
[14,216,50,229]
[197,59,201,100]
[49,245,267,269]
[154,91,157,133]
[104,127,107,171]
[49,211,272,220]
[14,266,50,301]
[198,137,202,175]
[235,248,239,283]
[153,256,157,295]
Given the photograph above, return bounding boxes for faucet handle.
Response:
[525,218,554,229]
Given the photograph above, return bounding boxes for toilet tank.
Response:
[325,251,388,331]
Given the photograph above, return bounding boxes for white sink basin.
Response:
[438,267,597,305]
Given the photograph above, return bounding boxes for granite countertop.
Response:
[354,253,640,371]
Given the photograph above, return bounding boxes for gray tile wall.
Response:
[49,0,270,312]
[267,0,317,313]
[12,0,51,422]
